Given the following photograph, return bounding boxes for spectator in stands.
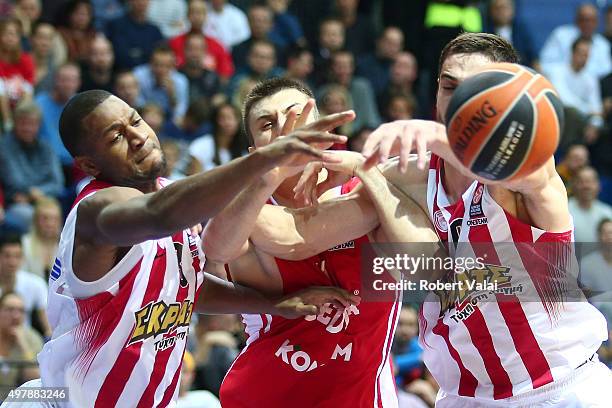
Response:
[540,3,611,79]
[91,0,124,32]
[483,0,537,67]
[0,235,50,337]
[189,103,247,170]
[165,99,212,142]
[332,0,375,57]
[605,6,612,44]
[12,0,42,39]
[204,0,250,51]
[348,126,373,153]
[379,51,419,115]
[580,219,612,305]
[385,94,416,122]
[232,4,282,71]
[105,0,163,70]
[180,32,223,104]
[139,103,165,137]
[169,0,234,81]
[79,34,114,92]
[134,45,189,124]
[319,84,353,136]
[0,100,64,233]
[0,17,34,108]
[113,70,143,109]
[21,197,61,280]
[267,0,305,50]
[570,166,612,242]
[227,40,283,105]
[36,62,81,169]
[392,306,423,385]
[284,45,313,86]
[55,0,97,63]
[320,50,380,130]
[313,18,345,86]
[356,26,405,98]
[0,292,43,389]
[177,351,222,408]
[547,37,604,134]
[147,0,187,38]
[30,22,64,94]
[557,144,590,196]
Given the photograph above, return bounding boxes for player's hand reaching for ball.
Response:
[275,286,361,319]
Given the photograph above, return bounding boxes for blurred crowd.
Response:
[0,0,610,406]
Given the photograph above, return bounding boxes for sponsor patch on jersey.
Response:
[434,210,448,232]
[466,217,488,227]
[328,241,355,251]
[469,185,485,217]
[128,299,194,345]
[50,258,62,281]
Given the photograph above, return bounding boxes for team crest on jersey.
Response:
[128,299,194,347]
[328,241,355,251]
[434,210,448,232]
[469,185,485,217]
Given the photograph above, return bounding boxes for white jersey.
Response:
[421,155,607,401]
[38,179,205,408]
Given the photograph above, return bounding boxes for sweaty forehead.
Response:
[250,88,311,120]
[440,53,494,82]
[83,96,131,131]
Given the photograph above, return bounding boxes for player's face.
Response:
[436,52,494,124]
[249,88,315,148]
[80,96,165,186]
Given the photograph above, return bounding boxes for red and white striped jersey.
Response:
[220,179,401,408]
[421,154,607,401]
[38,179,205,408]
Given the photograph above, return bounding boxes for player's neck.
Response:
[441,161,473,204]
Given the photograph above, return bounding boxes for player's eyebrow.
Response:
[102,109,137,135]
[439,73,459,82]
[282,103,301,114]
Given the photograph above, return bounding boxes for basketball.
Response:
[445,63,564,181]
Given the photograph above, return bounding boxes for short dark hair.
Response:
[571,36,592,52]
[438,32,519,75]
[151,44,175,60]
[59,89,113,157]
[287,45,311,61]
[598,218,612,235]
[242,77,314,144]
[0,234,22,251]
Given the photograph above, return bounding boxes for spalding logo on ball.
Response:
[445,63,564,181]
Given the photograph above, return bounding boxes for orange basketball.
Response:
[445,63,564,181]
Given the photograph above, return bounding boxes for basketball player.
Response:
[239,34,612,406]
[202,78,437,407]
[3,90,361,408]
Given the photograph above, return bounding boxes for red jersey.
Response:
[220,180,400,408]
[169,33,235,79]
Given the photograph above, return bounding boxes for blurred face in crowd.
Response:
[0,243,23,277]
[14,112,41,144]
[378,27,404,60]
[267,0,289,14]
[151,51,174,82]
[248,88,315,148]
[331,52,354,86]
[576,4,599,38]
[249,6,273,39]
[129,0,150,20]
[141,106,164,134]
[573,167,600,204]
[564,145,589,172]
[0,294,26,331]
[335,0,358,14]
[391,52,417,86]
[395,307,418,344]
[571,40,591,71]
[89,36,114,71]
[287,50,313,79]
[490,0,514,27]
[387,96,414,121]
[1,22,20,52]
[160,140,180,174]
[320,20,344,51]
[436,52,493,123]
[600,221,612,244]
[322,87,349,114]
[210,0,225,12]
[184,34,206,67]
[34,203,62,240]
[78,96,164,186]
[54,65,81,102]
[115,72,140,106]
[248,42,276,76]
[70,1,92,31]
[216,104,239,136]
[188,0,207,31]
[17,0,42,22]
[31,23,55,57]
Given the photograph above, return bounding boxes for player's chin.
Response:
[136,150,166,178]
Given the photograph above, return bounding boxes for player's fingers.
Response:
[297,131,347,146]
[306,110,355,132]
[416,127,428,170]
[295,98,315,128]
[295,303,318,316]
[281,107,299,136]
[377,131,396,163]
[294,163,321,196]
[363,145,382,170]
[399,124,413,173]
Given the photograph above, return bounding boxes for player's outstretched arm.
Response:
[195,272,360,318]
[77,131,347,248]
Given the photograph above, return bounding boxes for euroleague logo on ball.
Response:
[434,210,448,232]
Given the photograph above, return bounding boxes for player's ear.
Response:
[75,156,101,178]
